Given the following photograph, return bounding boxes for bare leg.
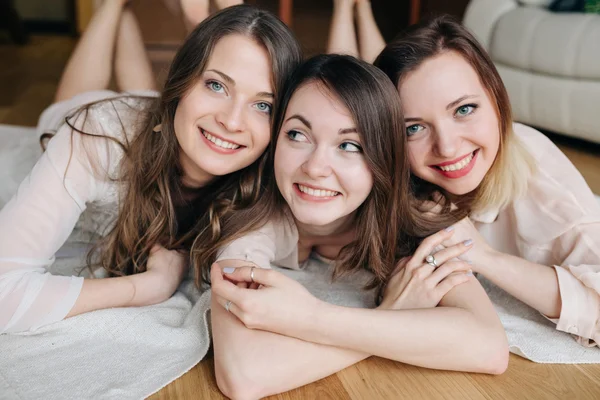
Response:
[179,0,209,32]
[115,9,157,92]
[214,0,243,9]
[327,0,358,57]
[355,0,385,63]
[54,0,128,102]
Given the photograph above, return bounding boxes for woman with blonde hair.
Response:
[328,2,600,347]
[0,2,302,334]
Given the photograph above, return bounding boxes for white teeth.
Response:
[297,184,339,197]
[202,130,240,150]
[438,152,474,172]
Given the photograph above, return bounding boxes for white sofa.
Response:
[463,0,600,143]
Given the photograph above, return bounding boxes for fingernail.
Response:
[223,267,235,274]
[466,269,474,276]
[463,239,473,246]
[445,226,455,232]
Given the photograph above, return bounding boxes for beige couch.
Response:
[463,0,600,143]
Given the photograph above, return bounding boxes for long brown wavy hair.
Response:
[195,54,456,289]
[60,5,302,278]
[374,15,535,215]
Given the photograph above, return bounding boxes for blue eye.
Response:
[286,130,307,142]
[207,80,225,93]
[255,102,272,114]
[456,104,476,117]
[339,142,362,153]
[406,124,424,136]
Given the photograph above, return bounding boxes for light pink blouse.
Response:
[0,94,150,334]
[472,123,600,346]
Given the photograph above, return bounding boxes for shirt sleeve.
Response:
[0,110,113,334]
[516,124,600,346]
[216,217,299,270]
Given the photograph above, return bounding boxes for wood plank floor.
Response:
[149,354,600,399]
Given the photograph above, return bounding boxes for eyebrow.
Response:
[404,94,479,122]
[285,115,357,134]
[446,94,478,111]
[206,69,274,99]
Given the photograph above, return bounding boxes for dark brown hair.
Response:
[197,54,452,289]
[62,5,302,277]
[374,15,534,214]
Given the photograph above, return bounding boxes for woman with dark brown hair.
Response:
[205,54,508,399]
[0,3,302,334]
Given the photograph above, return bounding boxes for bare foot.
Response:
[215,0,243,10]
[180,0,210,27]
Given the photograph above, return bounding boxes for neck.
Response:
[179,149,214,189]
[295,213,356,240]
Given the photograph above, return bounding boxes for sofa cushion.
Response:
[490,7,600,80]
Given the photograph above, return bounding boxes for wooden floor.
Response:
[1,6,600,399]
[150,354,600,399]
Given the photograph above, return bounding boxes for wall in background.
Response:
[15,0,69,21]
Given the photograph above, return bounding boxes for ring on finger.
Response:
[224,300,232,312]
[250,266,256,283]
[425,254,438,268]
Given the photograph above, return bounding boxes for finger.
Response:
[210,263,246,304]
[413,228,456,264]
[435,272,472,297]
[428,240,473,267]
[223,265,281,287]
[213,293,243,321]
[428,261,472,285]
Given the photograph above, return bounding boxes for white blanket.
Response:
[1,124,599,399]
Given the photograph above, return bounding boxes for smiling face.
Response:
[274,82,373,231]
[173,34,274,187]
[399,51,501,195]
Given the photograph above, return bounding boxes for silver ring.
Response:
[250,266,256,283]
[224,300,232,312]
[425,254,438,267]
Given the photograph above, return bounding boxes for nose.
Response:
[432,123,461,159]
[301,147,333,179]
[216,99,246,133]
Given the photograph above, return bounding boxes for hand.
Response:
[441,217,495,272]
[128,245,189,306]
[379,228,473,310]
[210,264,320,337]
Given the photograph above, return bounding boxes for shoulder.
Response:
[508,123,600,242]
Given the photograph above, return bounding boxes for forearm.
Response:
[477,251,561,318]
[300,301,507,374]
[67,275,142,317]
[211,296,368,400]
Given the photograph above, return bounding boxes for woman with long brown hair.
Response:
[204,54,508,399]
[328,3,600,349]
[0,2,302,334]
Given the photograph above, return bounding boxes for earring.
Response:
[152,124,162,133]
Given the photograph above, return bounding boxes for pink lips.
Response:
[430,149,479,179]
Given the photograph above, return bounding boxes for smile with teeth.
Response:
[436,151,475,172]
[202,129,241,150]
[297,184,339,198]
